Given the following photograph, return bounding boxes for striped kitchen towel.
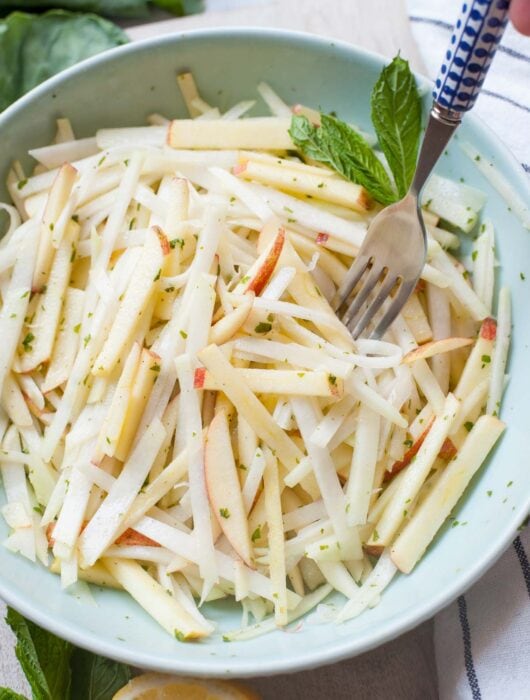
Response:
[433,526,530,699]
[408,3,530,698]
[409,0,530,173]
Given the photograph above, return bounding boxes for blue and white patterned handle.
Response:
[434,0,510,117]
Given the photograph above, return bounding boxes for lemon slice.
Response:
[112,673,260,700]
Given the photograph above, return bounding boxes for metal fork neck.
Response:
[433,102,463,126]
[409,104,460,198]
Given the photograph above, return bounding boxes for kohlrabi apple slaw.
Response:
[0,67,510,642]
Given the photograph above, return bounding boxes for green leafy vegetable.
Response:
[152,0,204,16]
[0,10,129,112]
[0,689,28,700]
[3,607,131,700]
[0,1,146,18]
[6,607,73,700]
[69,649,131,700]
[289,113,396,205]
[289,54,422,205]
[371,55,422,198]
[0,1,204,19]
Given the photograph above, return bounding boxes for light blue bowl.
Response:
[1,29,529,678]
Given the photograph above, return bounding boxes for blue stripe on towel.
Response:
[410,15,530,64]
[496,44,530,64]
[513,537,530,597]
[480,89,530,113]
[457,595,482,700]
[409,16,530,113]
[410,15,453,30]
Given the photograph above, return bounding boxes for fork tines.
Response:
[332,257,406,340]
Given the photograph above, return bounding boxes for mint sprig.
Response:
[289,113,396,205]
[6,607,72,700]
[289,55,422,205]
[371,55,422,199]
[0,690,27,700]
[1,607,131,700]
[70,650,131,700]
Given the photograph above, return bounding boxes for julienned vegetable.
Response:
[0,65,510,643]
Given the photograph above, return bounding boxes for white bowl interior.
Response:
[0,30,529,677]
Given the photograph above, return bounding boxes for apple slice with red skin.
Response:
[46,522,160,548]
[114,528,161,547]
[152,225,171,256]
[204,409,253,567]
[402,337,473,364]
[384,423,458,483]
[243,225,285,296]
[209,292,254,345]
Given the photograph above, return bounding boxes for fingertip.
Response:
[510,0,530,36]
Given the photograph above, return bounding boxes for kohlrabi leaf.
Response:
[0,1,204,19]
[0,10,129,112]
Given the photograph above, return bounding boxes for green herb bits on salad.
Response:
[0,59,509,644]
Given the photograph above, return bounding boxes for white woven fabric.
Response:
[409,2,530,698]
[409,0,530,172]
[434,527,530,700]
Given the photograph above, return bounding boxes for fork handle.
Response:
[433,0,510,120]
[411,0,510,195]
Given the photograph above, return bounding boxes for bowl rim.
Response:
[1,25,530,679]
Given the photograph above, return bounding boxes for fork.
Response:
[332,0,511,340]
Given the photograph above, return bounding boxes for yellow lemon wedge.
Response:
[112,673,260,700]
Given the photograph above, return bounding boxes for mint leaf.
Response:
[289,114,396,205]
[4,608,131,700]
[6,607,73,700]
[70,649,131,700]
[6,609,51,700]
[288,113,328,162]
[0,689,28,700]
[371,55,422,199]
[319,114,397,205]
